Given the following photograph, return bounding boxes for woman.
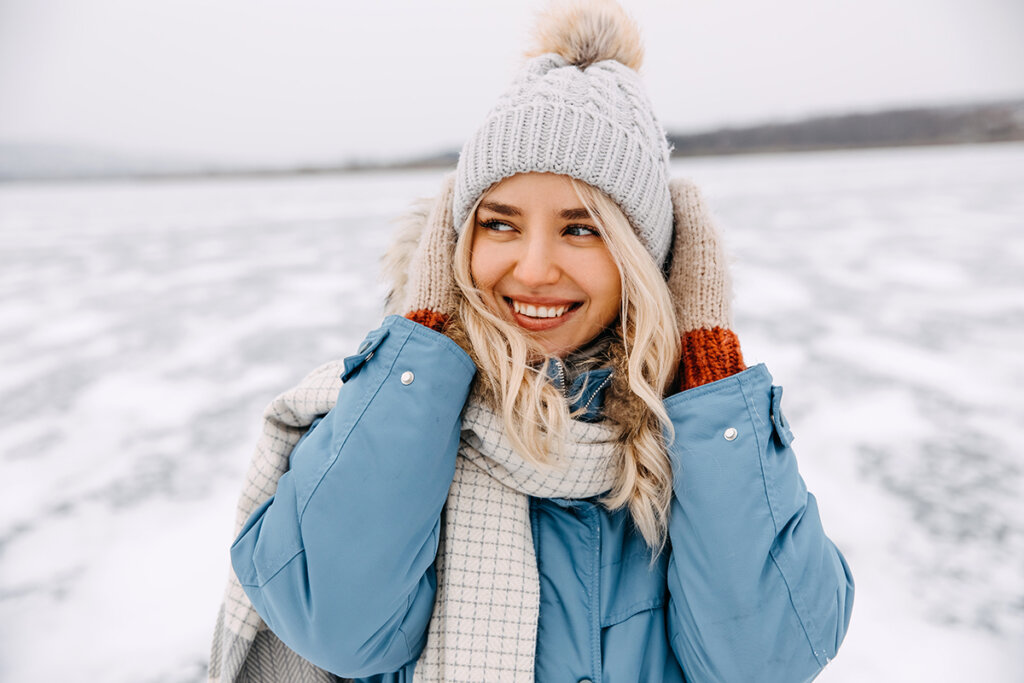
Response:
[210,2,854,682]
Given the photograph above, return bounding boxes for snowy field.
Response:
[1,143,1022,682]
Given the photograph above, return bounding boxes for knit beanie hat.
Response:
[453,0,674,266]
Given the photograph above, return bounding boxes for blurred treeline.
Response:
[667,99,1024,156]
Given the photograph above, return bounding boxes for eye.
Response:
[480,219,516,232]
[564,224,600,238]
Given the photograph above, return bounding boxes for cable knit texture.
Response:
[666,178,745,390]
[453,22,674,266]
[401,172,459,332]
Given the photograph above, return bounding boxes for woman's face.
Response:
[469,172,622,357]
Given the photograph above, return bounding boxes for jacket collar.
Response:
[544,329,616,422]
[554,363,613,422]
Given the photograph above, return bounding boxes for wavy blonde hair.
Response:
[448,176,680,552]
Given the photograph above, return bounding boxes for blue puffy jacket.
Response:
[231,315,854,682]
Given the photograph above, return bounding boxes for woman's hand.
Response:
[401,172,460,333]
[665,178,745,391]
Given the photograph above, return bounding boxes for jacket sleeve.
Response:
[230,315,476,677]
[663,364,854,683]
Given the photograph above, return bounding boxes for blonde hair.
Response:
[449,177,680,552]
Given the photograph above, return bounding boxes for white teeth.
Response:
[512,300,570,318]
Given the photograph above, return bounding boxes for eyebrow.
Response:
[478,201,594,221]
[560,207,594,220]
[479,201,521,216]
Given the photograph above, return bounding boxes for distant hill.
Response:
[666,99,1024,157]
[2,99,1022,182]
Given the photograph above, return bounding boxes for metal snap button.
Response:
[400,371,414,385]
[723,427,738,441]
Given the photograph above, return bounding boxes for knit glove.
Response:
[666,178,746,392]
[401,172,460,333]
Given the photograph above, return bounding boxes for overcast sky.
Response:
[1,0,1022,166]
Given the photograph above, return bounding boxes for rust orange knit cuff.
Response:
[678,327,745,391]
[405,309,451,334]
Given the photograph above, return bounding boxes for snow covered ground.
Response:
[1,143,1022,681]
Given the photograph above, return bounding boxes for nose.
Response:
[513,232,560,288]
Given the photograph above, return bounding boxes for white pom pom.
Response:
[526,0,644,70]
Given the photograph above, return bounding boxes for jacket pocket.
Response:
[601,548,667,627]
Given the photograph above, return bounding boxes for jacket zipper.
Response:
[553,358,614,417]
[553,358,569,399]
[578,372,613,415]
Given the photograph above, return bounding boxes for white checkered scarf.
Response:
[209,362,620,683]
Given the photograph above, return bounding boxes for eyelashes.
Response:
[564,225,600,237]
[479,219,601,238]
[480,219,515,232]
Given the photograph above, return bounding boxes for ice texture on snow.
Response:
[1,145,1022,681]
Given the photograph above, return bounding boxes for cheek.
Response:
[594,281,622,324]
[586,255,622,322]
[469,242,501,296]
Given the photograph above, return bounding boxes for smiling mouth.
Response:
[503,297,582,327]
